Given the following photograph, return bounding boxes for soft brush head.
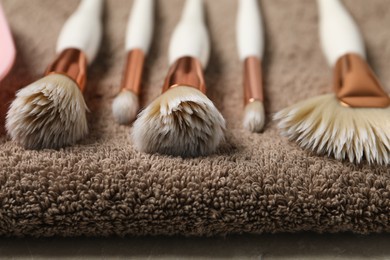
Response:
[112,90,139,124]
[6,74,88,149]
[132,86,226,157]
[274,93,390,164]
[243,100,265,132]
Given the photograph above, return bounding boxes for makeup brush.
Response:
[112,0,154,125]
[6,0,103,149]
[237,0,265,133]
[0,2,15,81]
[132,0,226,157]
[274,0,390,164]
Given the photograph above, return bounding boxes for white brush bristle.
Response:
[274,94,390,164]
[112,90,139,124]
[132,86,226,157]
[243,100,265,132]
[6,74,88,149]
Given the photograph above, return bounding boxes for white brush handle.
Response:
[168,0,210,68]
[125,0,154,53]
[236,0,264,60]
[56,0,104,64]
[317,0,365,66]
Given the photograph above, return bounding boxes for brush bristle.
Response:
[274,94,390,164]
[132,86,226,157]
[6,74,88,149]
[112,90,139,124]
[243,100,265,132]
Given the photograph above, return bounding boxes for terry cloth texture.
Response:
[1,0,390,237]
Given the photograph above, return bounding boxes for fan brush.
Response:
[274,0,390,164]
[112,0,154,124]
[6,0,103,149]
[237,0,266,132]
[132,0,226,157]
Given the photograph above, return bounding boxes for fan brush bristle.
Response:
[274,94,390,164]
[6,74,88,149]
[243,100,265,132]
[112,90,139,124]
[132,86,226,157]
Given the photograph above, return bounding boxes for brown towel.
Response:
[0,0,389,236]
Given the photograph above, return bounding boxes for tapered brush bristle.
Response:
[6,74,88,149]
[112,90,139,124]
[243,100,265,132]
[274,94,390,164]
[132,86,226,157]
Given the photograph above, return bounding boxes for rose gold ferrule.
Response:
[333,53,390,108]
[162,56,206,93]
[243,56,263,105]
[121,49,145,95]
[45,48,87,92]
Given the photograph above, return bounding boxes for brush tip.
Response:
[132,86,226,157]
[274,94,390,164]
[243,100,265,132]
[112,90,139,125]
[6,74,88,149]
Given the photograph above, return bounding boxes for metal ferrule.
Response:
[162,56,206,93]
[121,49,145,95]
[45,48,87,92]
[333,53,390,108]
[243,56,263,105]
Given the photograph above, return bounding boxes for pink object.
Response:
[0,3,15,81]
